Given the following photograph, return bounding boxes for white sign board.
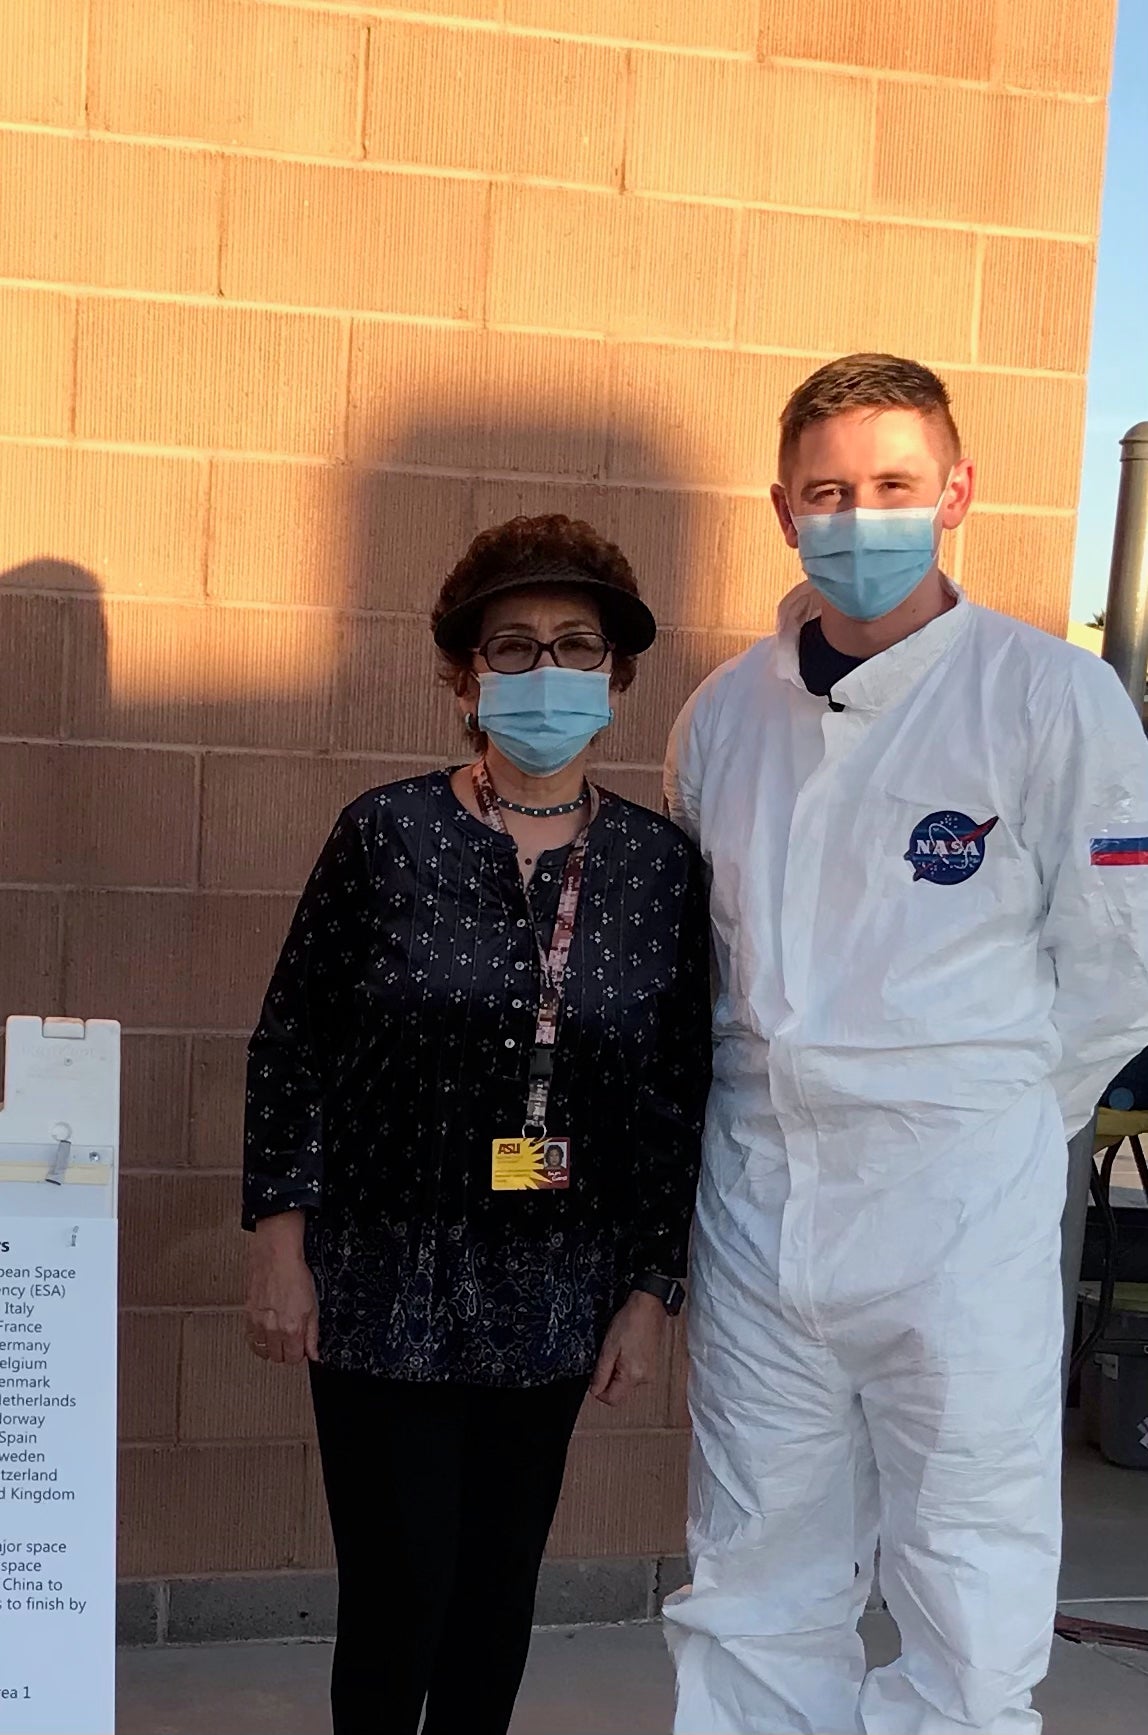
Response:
[0,1018,119,1735]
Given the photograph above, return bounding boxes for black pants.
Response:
[310,1364,587,1735]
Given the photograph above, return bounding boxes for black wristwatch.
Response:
[632,1272,687,1317]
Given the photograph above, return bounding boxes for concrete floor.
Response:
[118,1435,1148,1735]
[116,1621,1148,1735]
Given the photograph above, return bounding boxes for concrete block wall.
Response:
[0,0,1115,1622]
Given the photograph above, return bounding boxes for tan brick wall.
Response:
[0,0,1115,1581]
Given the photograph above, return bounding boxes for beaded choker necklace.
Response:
[495,788,590,819]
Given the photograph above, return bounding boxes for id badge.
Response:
[491,1135,571,1191]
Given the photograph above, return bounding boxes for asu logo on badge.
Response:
[491,1135,571,1190]
[905,811,999,885]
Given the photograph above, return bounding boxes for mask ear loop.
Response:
[932,466,957,569]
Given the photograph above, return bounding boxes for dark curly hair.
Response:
[433,515,644,748]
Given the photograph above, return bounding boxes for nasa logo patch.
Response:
[905,811,999,885]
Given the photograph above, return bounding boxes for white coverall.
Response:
[663,582,1148,1735]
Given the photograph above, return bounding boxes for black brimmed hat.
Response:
[432,517,657,659]
[433,564,656,656]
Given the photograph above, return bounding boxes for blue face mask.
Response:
[477,667,613,777]
[790,482,949,621]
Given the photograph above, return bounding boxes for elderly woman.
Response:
[242,514,711,1735]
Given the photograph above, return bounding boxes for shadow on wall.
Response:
[1,410,768,911]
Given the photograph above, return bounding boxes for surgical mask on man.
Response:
[789,477,951,621]
[477,667,613,776]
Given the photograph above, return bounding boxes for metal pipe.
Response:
[1100,421,1148,706]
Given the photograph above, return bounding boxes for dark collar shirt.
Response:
[243,770,712,1387]
[798,616,867,698]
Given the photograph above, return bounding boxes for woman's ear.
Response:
[608,652,637,695]
[454,668,478,717]
[455,668,484,750]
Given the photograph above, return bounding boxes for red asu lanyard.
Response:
[472,759,597,1139]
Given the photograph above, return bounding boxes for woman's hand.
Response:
[245,1212,319,1365]
[589,1290,665,1407]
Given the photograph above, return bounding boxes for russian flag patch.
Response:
[1090,836,1148,866]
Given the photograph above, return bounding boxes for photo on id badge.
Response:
[491,1135,571,1190]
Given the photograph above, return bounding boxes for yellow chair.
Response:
[1094,1107,1148,1152]
[1093,1109,1148,1201]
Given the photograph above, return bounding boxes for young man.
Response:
[662,354,1148,1734]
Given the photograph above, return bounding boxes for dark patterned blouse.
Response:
[242,770,711,1386]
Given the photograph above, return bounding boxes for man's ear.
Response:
[771,483,799,551]
[940,459,975,533]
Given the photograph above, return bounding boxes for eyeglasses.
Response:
[478,631,612,674]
